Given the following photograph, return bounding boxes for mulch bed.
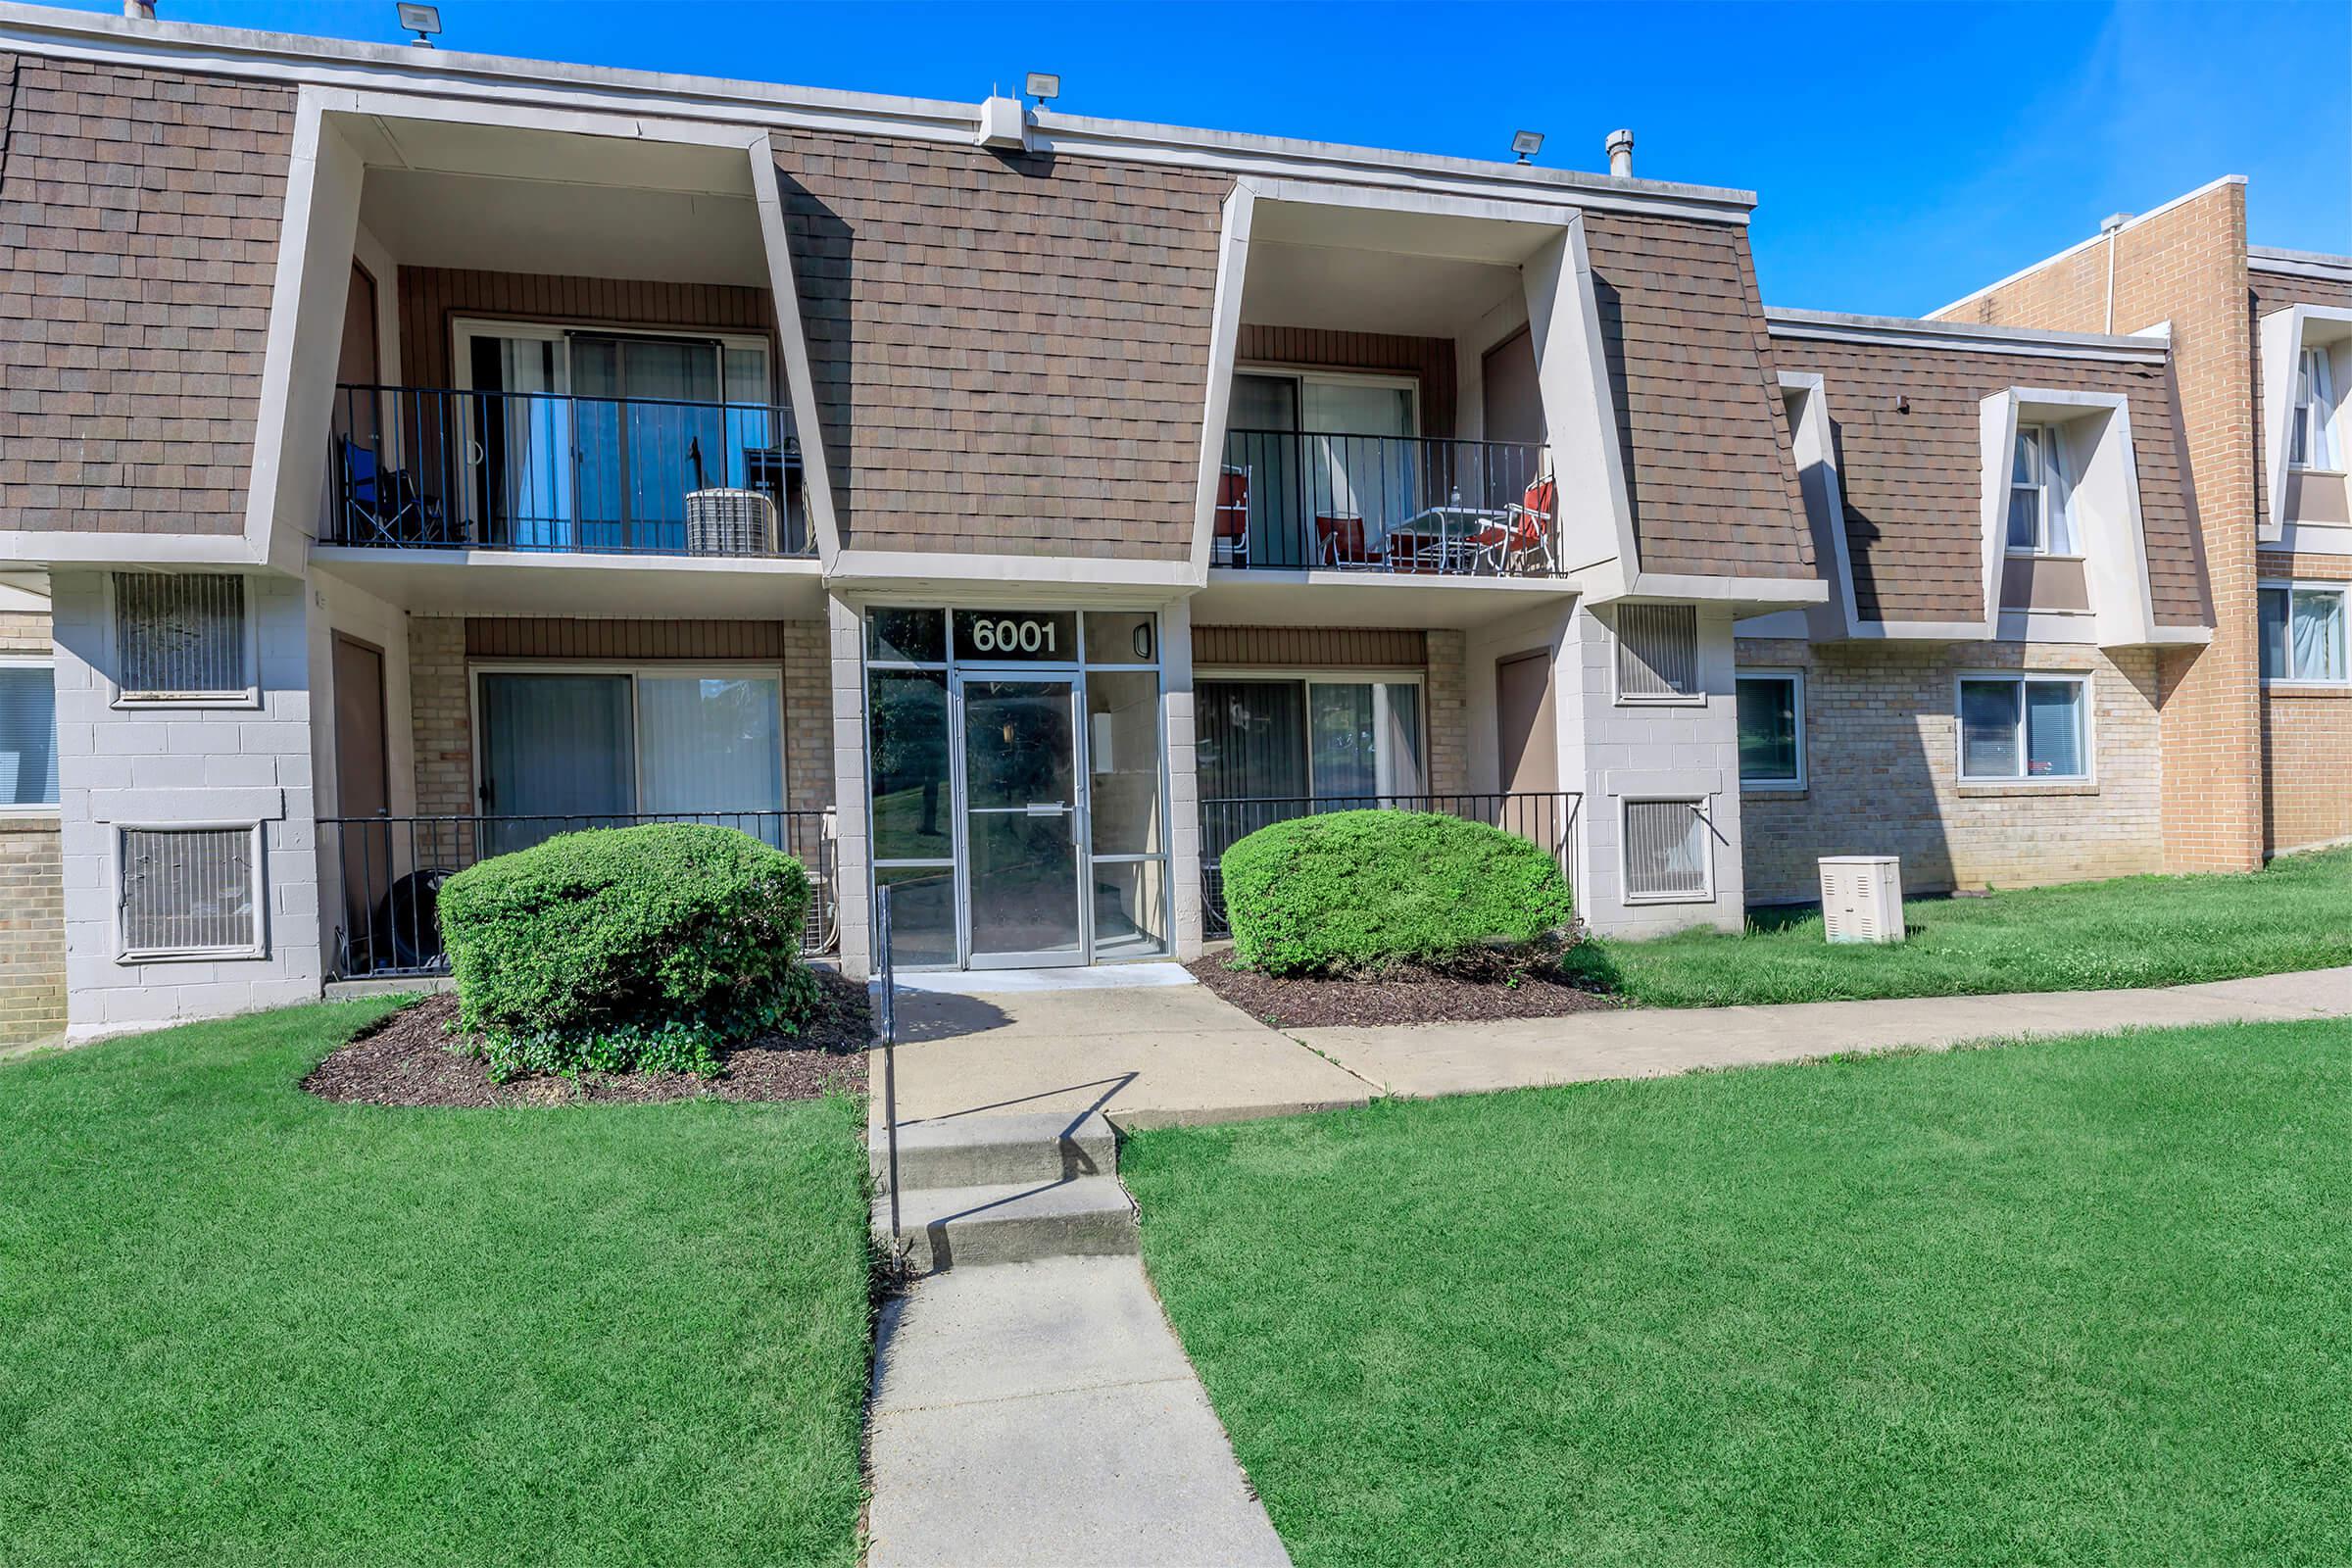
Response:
[303,969,872,1108]
[1188,955,1618,1031]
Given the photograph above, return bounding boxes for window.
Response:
[474,665,786,854]
[2259,583,2350,684]
[113,572,253,704]
[1623,799,1711,902]
[1196,677,1424,803]
[118,825,263,959]
[2292,346,2341,471]
[2006,423,2078,556]
[0,660,58,808]
[1616,604,1699,703]
[1957,675,2089,781]
[1736,673,1803,789]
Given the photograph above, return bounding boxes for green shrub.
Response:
[1221,809,1574,977]
[437,823,818,1079]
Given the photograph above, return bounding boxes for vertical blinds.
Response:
[115,573,248,697]
[1624,800,1708,900]
[1616,604,1698,699]
[0,665,57,807]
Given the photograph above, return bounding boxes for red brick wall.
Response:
[0,54,294,536]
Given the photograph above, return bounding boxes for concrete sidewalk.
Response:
[865,1257,1290,1567]
[1295,965,2352,1100]
[877,975,1371,1128]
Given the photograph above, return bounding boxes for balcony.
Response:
[1214,430,1555,576]
[321,385,813,559]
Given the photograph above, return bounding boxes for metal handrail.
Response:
[1216,427,1554,573]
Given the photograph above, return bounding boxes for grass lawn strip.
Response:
[0,1001,870,1568]
[1127,1018,2352,1567]
[1576,845,2352,1006]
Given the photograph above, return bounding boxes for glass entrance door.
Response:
[960,676,1085,967]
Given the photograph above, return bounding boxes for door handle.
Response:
[1024,801,1066,817]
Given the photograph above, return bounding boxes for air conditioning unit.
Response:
[1818,856,1903,945]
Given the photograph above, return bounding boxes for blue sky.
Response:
[53,0,2352,315]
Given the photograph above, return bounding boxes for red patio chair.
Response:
[1213,465,1250,566]
[1474,474,1558,575]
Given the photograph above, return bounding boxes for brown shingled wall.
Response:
[1581,212,1814,580]
[770,131,1228,561]
[0,55,294,536]
[1769,336,2202,626]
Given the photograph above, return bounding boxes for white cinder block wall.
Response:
[52,570,323,1037]
[827,594,873,980]
[1160,596,1203,961]
[1557,601,1747,937]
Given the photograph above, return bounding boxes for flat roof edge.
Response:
[1766,307,2170,360]
[0,2,1756,219]
[1927,173,2248,319]
[2250,243,2352,277]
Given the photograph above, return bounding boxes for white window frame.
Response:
[2291,344,2342,473]
[0,654,60,813]
[467,661,792,819]
[1953,671,2095,784]
[1619,796,1715,906]
[2257,579,2352,688]
[451,318,776,404]
[106,571,262,710]
[1735,669,1805,792]
[1228,366,1423,438]
[2006,422,2080,559]
[113,819,268,962]
[1612,603,1705,708]
[1194,667,1428,801]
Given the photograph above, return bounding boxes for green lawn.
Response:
[1127,1019,2352,1567]
[0,1001,871,1568]
[1569,845,2352,1006]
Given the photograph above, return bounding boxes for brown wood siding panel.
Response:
[772,129,1228,563]
[1193,626,1427,667]
[0,55,296,536]
[1771,334,2205,625]
[464,618,786,661]
[1234,325,1458,438]
[395,268,779,392]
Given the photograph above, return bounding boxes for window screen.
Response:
[1624,800,1708,901]
[115,572,248,699]
[120,827,259,956]
[1616,604,1698,700]
[0,664,58,808]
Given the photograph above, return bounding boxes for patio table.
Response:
[1386,506,1503,574]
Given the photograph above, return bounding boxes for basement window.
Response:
[112,572,257,706]
[1615,604,1699,704]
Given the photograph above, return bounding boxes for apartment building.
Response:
[0,4,2289,1050]
[1935,177,2352,868]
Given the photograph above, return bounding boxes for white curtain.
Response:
[1304,381,1416,538]
[2291,589,2347,682]
[1376,683,1425,799]
[2042,425,2078,555]
[637,676,784,817]
[2304,348,2342,470]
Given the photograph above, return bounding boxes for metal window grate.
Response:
[1624,800,1708,900]
[115,573,248,698]
[1616,603,1698,699]
[121,827,259,956]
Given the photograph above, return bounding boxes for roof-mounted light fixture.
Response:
[1511,129,1544,165]
[1024,72,1060,107]
[396,3,441,47]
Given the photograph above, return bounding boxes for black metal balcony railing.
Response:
[1215,429,1555,575]
[322,811,837,980]
[1199,791,1582,937]
[322,385,812,558]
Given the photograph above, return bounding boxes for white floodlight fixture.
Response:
[1511,129,1544,164]
[397,3,441,47]
[1024,72,1061,105]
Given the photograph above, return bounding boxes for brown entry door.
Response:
[1494,649,1566,860]
[333,635,390,948]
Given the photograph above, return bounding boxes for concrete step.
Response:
[870,1110,1117,1193]
[878,1177,1138,1273]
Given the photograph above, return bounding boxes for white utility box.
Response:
[1819,856,1903,945]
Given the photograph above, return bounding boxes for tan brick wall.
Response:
[1936,184,2261,872]
[1738,636,2166,900]
[0,608,62,1050]
[0,54,295,536]
[2256,550,2352,853]
[407,615,838,824]
[1425,629,1468,795]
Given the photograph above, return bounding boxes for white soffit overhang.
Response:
[2259,305,2352,543]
